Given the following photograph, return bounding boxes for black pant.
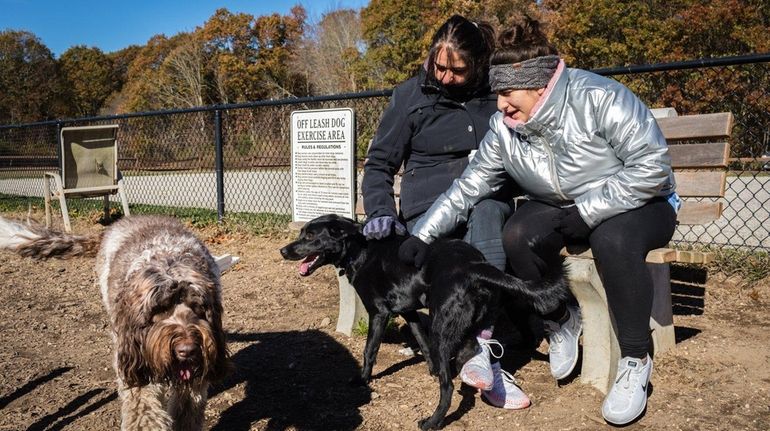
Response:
[502,198,677,358]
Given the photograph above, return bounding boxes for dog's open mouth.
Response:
[299,254,320,276]
[176,362,196,381]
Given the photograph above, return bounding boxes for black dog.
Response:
[280,214,568,430]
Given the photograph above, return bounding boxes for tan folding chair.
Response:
[44,125,130,232]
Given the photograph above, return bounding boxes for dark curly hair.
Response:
[491,15,558,66]
[424,15,496,96]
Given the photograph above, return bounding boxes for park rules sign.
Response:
[290,108,355,222]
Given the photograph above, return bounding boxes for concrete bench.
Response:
[567,110,734,393]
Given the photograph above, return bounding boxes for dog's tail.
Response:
[0,216,102,259]
[469,256,569,314]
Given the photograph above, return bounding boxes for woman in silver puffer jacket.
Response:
[399,16,680,426]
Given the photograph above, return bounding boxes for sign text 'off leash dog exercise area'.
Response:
[290,108,355,222]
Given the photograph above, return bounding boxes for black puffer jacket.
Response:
[362,70,499,222]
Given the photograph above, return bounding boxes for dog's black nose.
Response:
[279,247,289,258]
[174,342,199,359]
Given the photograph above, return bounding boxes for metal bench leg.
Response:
[566,257,620,394]
[117,179,130,216]
[103,195,110,220]
[43,175,53,228]
[649,262,675,355]
[46,172,71,233]
[336,272,368,336]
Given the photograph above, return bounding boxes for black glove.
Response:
[554,206,592,240]
[398,236,429,268]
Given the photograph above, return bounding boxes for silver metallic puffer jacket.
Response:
[413,66,675,242]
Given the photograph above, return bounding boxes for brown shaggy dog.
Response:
[0,215,229,430]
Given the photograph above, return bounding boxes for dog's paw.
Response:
[418,417,443,430]
[427,363,438,377]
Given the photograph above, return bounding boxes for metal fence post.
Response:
[55,121,63,172]
[214,109,225,222]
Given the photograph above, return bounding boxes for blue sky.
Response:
[1,0,370,57]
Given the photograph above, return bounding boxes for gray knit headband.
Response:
[489,55,560,92]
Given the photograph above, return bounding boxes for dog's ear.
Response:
[202,297,230,381]
[330,219,363,238]
[113,287,152,387]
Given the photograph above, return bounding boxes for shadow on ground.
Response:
[209,330,371,431]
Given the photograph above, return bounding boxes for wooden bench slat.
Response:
[675,250,715,264]
[677,201,723,225]
[562,247,677,263]
[563,247,715,265]
[668,142,730,168]
[674,171,726,197]
[657,112,734,141]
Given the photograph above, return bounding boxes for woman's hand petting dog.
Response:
[363,215,407,240]
[398,236,429,268]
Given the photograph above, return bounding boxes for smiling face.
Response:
[433,46,469,86]
[496,87,545,123]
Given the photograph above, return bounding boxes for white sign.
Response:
[290,108,355,222]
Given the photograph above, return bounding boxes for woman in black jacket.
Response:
[361,15,527,410]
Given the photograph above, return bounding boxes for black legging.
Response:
[502,198,677,358]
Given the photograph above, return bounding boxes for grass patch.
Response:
[352,316,400,337]
[669,242,769,285]
[710,247,770,285]
[0,193,291,236]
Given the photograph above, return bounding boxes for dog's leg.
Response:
[119,383,173,431]
[356,311,390,384]
[168,383,208,431]
[418,346,454,431]
[401,310,435,375]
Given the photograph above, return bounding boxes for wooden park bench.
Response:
[567,110,733,393]
[337,110,734,395]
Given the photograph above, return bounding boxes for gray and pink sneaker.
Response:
[481,362,531,410]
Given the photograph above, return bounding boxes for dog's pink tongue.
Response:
[299,255,315,276]
[179,368,192,381]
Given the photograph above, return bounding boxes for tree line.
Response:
[0,0,767,125]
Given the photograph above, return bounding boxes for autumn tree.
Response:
[252,6,308,98]
[197,6,308,103]
[360,0,432,87]
[295,8,364,94]
[155,35,208,109]
[0,30,63,123]
[59,46,116,117]
[199,8,264,104]
[116,34,179,112]
[99,45,142,114]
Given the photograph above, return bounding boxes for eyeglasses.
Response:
[435,62,468,76]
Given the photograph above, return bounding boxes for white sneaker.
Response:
[602,355,653,425]
[544,306,582,380]
[460,337,504,391]
[481,362,531,410]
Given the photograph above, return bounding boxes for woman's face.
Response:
[433,46,469,86]
[496,88,546,123]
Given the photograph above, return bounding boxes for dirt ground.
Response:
[0,213,768,431]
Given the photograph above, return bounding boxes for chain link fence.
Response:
[1,56,768,251]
